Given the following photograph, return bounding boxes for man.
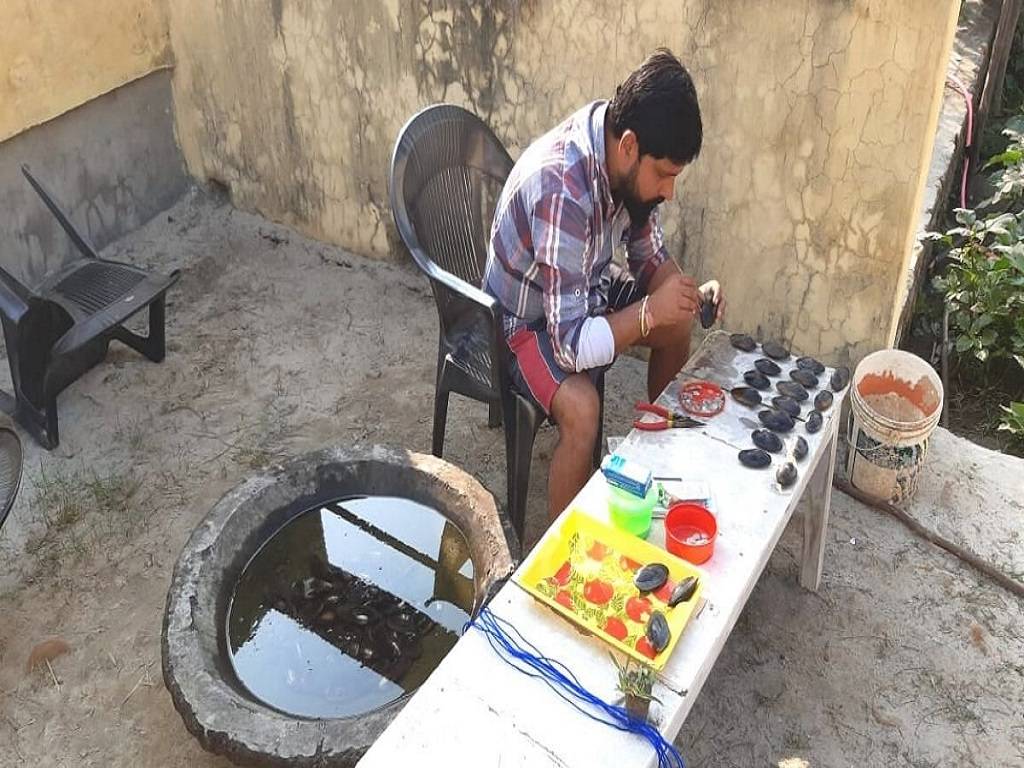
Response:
[484,48,724,522]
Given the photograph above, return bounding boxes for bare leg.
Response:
[639,315,693,402]
[548,373,600,522]
[636,263,696,401]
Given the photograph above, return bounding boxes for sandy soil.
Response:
[0,190,1020,767]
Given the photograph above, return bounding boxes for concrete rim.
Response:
[161,444,515,767]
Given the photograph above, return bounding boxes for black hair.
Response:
[607,48,702,165]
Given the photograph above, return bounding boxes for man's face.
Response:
[615,138,685,226]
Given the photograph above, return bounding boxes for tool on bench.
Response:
[633,402,704,431]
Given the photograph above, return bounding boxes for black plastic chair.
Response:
[389,104,604,545]
[0,166,180,449]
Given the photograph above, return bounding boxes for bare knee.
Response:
[550,374,600,446]
[649,315,692,350]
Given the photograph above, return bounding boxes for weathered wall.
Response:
[168,0,959,361]
[0,0,171,143]
[0,71,190,287]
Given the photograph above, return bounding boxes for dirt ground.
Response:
[0,190,1021,767]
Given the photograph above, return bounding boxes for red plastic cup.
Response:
[665,502,717,564]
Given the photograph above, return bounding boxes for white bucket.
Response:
[845,349,944,505]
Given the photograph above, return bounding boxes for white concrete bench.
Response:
[359,331,844,767]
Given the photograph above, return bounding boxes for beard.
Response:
[624,193,663,227]
[617,163,664,227]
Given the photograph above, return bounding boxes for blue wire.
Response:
[465,606,685,768]
[469,608,685,768]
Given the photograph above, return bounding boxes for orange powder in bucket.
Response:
[857,371,940,420]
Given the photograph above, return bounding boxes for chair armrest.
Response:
[0,267,30,324]
[405,245,496,311]
[410,244,505,392]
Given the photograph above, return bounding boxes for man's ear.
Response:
[618,130,639,163]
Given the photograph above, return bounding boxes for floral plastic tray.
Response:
[516,508,705,670]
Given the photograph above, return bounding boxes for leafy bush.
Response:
[981,116,1024,211]
[925,110,1024,452]
[922,16,1024,453]
[1000,401,1024,444]
[926,208,1024,368]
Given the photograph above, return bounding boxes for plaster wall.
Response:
[0,0,171,142]
[168,0,960,360]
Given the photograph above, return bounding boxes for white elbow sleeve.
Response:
[574,317,615,372]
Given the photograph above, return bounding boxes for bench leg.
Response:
[801,422,838,591]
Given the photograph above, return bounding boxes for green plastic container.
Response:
[607,483,657,539]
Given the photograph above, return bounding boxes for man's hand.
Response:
[699,279,726,323]
[648,272,701,329]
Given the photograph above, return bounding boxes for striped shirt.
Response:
[483,100,669,372]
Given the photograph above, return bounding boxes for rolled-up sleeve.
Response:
[625,207,670,293]
[532,193,591,372]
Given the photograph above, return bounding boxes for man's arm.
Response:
[605,259,699,353]
[620,209,725,335]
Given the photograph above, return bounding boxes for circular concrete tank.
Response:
[162,445,515,767]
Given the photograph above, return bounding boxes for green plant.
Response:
[926,208,1024,368]
[921,20,1024,455]
[1000,401,1024,443]
[981,116,1024,211]
[611,653,661,706]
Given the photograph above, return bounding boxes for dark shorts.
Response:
[506,265,644,414]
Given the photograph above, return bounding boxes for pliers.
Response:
[633,402,704,431]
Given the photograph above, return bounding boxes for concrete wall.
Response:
[0,1,184,287]
[168,0,960,362]
[0,0,171,143]
[0,71,189,288]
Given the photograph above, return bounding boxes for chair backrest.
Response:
[1,166,103,295]
[390,105,514,287]
[0,167,107,325]
[22,166,102,262]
